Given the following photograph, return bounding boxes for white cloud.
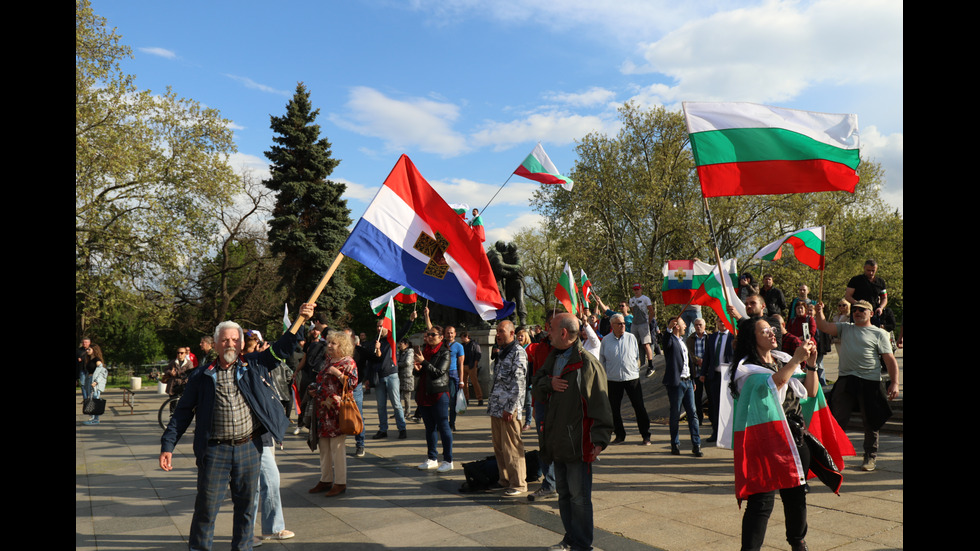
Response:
[544,87,617,108]
[428,177,535,208]
[138,47,176,59]
[223,74,291,96]
[228,153,271,182]
[859,125,903,213]
[485,212,546,243]
[331,86,469,157]
[623,0,902,105]
[471,111,620,151]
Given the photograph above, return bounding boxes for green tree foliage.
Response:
[76,0,237,344]
[264,83,354,326]
[532,101,903,324]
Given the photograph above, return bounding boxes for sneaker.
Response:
[398,430,407,439]
[547,542,571,551]
[263,530,295,540]
[372,430,388,439]
[436,461,453,473]
[861,457,876,471]
[418,459,439,470]
[355,445,365,457]
[645,366,656,378]
[641,439,652,446]
[503,488,524,497]
[252,536,263,547]
[292,426,301,435]
[527,487,557,502]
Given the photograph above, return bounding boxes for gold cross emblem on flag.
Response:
[413,231,450,279]
[672,268,687,282]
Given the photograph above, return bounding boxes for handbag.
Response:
[84,396,106,416]
[337,374,363,436]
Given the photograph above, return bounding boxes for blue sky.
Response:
[94,0,903,243]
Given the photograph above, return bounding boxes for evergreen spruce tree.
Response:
[264,83,354,325]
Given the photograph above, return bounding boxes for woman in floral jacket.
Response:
[308,331,358,498]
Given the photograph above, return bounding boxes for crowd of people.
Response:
[76,258,899,551]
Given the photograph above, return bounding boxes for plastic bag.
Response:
[456,388,468,414]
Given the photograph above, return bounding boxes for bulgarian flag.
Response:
[379,297,397,365]
[470,213,486,242]
[370,285,418,315]
[754,226,826,270]
[690,259,746,334]
[450,203,469,221]
[580,269,592,310]
[661,260,716,305]
[514,142,574,191]
[728,365,855,501]
[555,261,580,315]
[282,304,290,333]
[683,102,860,197]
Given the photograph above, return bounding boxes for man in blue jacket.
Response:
[159,302,315,550]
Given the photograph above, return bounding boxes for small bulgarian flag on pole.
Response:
[514,142,574,191]
[580,269,592,310]
[282,304,291,333]
[683,102,859,197]
[370,285,418,315]
[380,297,397,365]
[754,226,826,270]
[555,261,580,315]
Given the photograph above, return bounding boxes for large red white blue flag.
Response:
[341,155,514,320]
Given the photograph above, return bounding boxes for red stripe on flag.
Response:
[698,159,859,197]
[785,235,825,270]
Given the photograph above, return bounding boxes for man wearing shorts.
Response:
[629,283,657,378]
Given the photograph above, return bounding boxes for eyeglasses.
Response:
[426,332,438,337]
[852,307,868,313]
[760,327,777,337]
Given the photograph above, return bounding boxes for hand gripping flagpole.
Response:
[288,252,345,334]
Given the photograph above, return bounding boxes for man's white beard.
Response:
[222,349,239,365]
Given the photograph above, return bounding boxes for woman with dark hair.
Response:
[729,316,819,551]
[83,344,107,425]
[415,325,454,473]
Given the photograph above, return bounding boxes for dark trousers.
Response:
[829,375,881,459]
[740,441,811,550]
[608,379,651,441]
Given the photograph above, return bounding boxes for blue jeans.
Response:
[533,402,555,491]
[89,389,101,422]
[375,373,406,432]
[251,445,285,536]
[189,439,261,550]
[667,379,701,449]
[448,375,460,428]
[420,393,453,462]
[554,460,594,551]
[80,371,92,400]
[353,383,365,448]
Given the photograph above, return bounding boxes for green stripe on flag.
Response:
[690,127,860,169]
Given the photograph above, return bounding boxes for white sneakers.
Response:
[418,459,453,472]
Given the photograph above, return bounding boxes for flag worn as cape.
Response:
[370,285,418,315]
[661,260,716,305]
[580,269,592,310]
[555,261,580,315]
[380,297,397,366]
[754,226,826,270]
[340,155,514,320]
[514,142,574,191]
[683,102,860,197]
[690,259,746,334]
[721,361,855,502]
[470,214,485,242]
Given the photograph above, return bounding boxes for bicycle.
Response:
[158,394,181,430]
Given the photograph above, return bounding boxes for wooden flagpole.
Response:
[288,252,345,334]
